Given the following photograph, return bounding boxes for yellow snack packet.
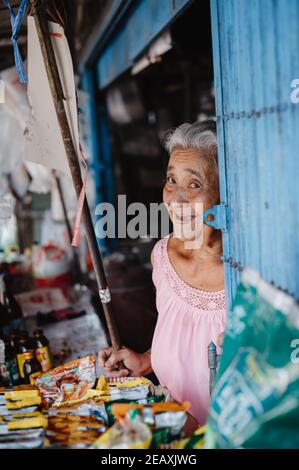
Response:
[12,411,41,419]
[5,389,40,401]
[173,425,206,449]
[50,389,104,407]
[30,371,43,385]
[6,396,41,409]
[111,377,152,389]
[195,425,207,435]
[94,415,152,449]
[96,376,109,392]
[8,415,48,430]
[96,376,151,390]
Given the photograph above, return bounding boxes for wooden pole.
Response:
[53,171,82,281]
[29,0,121,351]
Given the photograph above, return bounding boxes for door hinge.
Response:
[203,203,229,232]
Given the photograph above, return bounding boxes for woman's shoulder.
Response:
[151,234,171,289]
[151,233,171,266]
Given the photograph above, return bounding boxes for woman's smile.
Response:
[172,210,197,224]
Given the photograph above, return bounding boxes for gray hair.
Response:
[163,120,218,170]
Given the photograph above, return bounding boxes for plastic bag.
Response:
[35,356,96,407]
[46,400,107,448]
[205,268,299,449]
[32,242,71,287]
[95,376,153,402]
[110,401,189,438]
[93,408,152,449]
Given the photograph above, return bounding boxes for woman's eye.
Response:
[166,176,176,184]
[190,182,202,189]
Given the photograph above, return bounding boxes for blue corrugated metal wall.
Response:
[96,0,192,89]
[211,0,299,307]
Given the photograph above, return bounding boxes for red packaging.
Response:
[35,355,96,407]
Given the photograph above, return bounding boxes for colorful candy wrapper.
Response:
[35,355,96,407]
[93,408,152,449]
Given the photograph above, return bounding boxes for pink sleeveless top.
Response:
[151,234,227,425]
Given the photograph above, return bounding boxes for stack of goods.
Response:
[31,355,107,448]
[0,385,46,448]
[94,401,190,449]
[0,354,204,449]
[46,401,107,448]
[0,273,53,388]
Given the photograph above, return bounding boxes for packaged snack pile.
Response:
[46,400,108,448]
[0,355,202,449]
[0,386,46,448]
[94,401,190,449]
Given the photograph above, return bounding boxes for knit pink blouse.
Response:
[151,234,227,424]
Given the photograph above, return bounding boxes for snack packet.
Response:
[172,425,206,449]
[95,376,152,402]
[0,409,46,448]
[105,395,165,426]
[93,408,152,449]
[110,401,189,439]
[35,356,96,407]
[45,399,107,448]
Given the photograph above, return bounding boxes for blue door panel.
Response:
[211,0,299,305]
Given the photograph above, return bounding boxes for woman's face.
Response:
[163,146,219,238]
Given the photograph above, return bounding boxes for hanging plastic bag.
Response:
[205,268,299,449]
[32,242,71,288]
[0,194,17,254]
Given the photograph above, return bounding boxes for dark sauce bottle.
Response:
[22,350,42,385]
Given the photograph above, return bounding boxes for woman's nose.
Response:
[170,195,190,205]
[168,187,190,204]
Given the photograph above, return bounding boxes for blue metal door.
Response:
[210,0,299,307]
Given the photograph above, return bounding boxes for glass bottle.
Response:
[16,332,32,380]
[0,336,20,386]
[33,329,52,372]
[22,350,42,385]
[2,275,24,332]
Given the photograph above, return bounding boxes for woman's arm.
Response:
[98,347,152,377]
[98,250,155,378]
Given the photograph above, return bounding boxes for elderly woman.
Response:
[99,120,227,426]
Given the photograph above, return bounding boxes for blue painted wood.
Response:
[210,0,233,307]
[96,0,192,89]
[82,69,114,253]
[211,0,299,304]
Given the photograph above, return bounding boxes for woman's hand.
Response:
[98,347,152,378]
